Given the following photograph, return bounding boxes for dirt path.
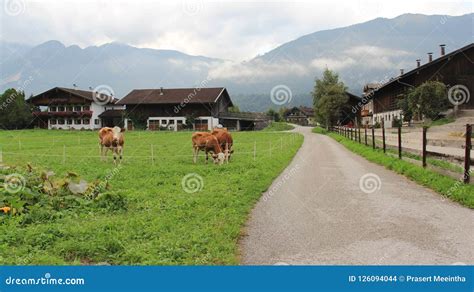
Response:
[240,126,474,265]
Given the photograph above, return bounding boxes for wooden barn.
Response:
[367,43,474,127]
[117,87,269,131]
[27,87,123,129]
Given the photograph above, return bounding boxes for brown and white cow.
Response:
[191,132,225,165]
[98,126,125,164]
[211,128,234,163]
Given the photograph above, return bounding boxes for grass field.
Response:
[262,122,295,132]
[0,129,303,265]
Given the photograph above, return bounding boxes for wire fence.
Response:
[0,132,301,165]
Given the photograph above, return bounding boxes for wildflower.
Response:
[0,206,11,213]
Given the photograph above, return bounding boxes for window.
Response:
[161,119,167,124]
[67,106,73,112]
[58,106,65,111]
[83,105,90,111]
[74,119,82,125]
[169,120,175,124]
[177,120,183,124]
[149,120,160,131]
[50,119,57,125]
[83,119,90,125]
[67,119,73,125]
[50,106,56,112]
[74,106,82,112]
[94,119,100,125]
[58,119,65,125]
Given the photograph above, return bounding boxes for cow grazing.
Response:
[211,128,234,163]
[98,126,125,164]
[192,132,225,165]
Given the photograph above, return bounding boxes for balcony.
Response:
[33,110,93,118]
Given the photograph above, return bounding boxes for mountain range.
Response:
[0,13,472,111]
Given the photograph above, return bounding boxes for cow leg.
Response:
[119,146,123,164]
[100,144,104,161]
[193,147,198,164]
[225,143,229,163]
[113,148,117,165]
[205,151,209,164]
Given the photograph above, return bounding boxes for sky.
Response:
[0,0,472,61]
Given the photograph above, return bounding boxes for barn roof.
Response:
[98,109,124,118]
[116,87,233,106]
[28,87,118,104]
[370,42,474,97]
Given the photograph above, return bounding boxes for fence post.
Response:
[463,124,472,184]
[398,125,402,159]
[350,128,353,140]
[62,145,66,164]
[151,144,155,166]
[422,127,427,168]
[372,127,375,149]
[253,141,257,161]
[358,127,361,144]
[382,120,386,153]
[364,127,368,146]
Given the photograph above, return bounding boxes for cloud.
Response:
[310,45,414,71]
[208,59,309,83]
[310,57,357,71]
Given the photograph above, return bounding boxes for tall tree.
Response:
[407,81,449,121]
[0,89,34,130]
[312,69,348,128]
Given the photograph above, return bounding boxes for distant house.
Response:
[117,87,270,131]
[28,87,124,129]
[367,43,474,128]
[284,106,315,126]
[360,83,380,126]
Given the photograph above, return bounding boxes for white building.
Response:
[28,87,124,130]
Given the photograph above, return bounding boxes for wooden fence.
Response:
[330,124,473,184]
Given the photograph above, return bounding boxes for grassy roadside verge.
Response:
[263,122,295,131]
[313,127,474,208]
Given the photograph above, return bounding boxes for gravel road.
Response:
[240,126,474,265]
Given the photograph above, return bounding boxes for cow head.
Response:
[212,152,225,165]
[111,126,125,145]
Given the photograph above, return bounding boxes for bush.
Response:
[93,192,127,211]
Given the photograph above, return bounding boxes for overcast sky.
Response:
[0,0,472,61]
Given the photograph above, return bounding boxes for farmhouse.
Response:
[28,87,124,130]
[284,106,315,126]
[365,43,474,127]
[117,87,269,131]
